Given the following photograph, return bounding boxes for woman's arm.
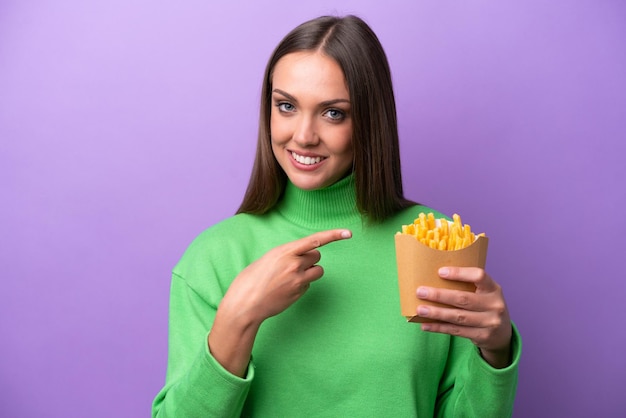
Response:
[152,274,253,418]
[153,229,352,417]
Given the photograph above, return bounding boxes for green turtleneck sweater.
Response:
[152,176,521,417]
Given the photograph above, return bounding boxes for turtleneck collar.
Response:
[275,174,363,229]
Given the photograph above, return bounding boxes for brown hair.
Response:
[236,15,415,222]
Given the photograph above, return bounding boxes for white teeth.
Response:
[292,152,323,165]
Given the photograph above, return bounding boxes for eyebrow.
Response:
[272,88,350,107]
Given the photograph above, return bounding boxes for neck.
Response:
[275,174,362,229]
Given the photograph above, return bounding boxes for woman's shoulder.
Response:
[172,213,268,281]
[183,213,264,253]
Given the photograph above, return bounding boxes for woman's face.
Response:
[270,51,353,191]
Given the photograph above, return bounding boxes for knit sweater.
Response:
[152,175,521,417]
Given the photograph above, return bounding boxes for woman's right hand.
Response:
[208,229,352,376]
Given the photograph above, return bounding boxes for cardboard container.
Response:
[395,233,489,323]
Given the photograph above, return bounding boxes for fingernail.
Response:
[422,324,432,331]
[417,287,428,298]
[341,230,352,238]
[418,306,430,316]
[438,267,449,278]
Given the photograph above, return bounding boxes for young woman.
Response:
[152,15,520,417]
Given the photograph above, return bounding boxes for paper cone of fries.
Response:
[395,233,489,323]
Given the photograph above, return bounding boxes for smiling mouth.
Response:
[291,151,326,165]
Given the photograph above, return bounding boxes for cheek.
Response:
[333,125,353,156]
[270,112,290,145]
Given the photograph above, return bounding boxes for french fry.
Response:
[398,212,483,251]
[427,212,436,230]
[418,212,427,229]
[453,213,462,229]
[440,218,448,236]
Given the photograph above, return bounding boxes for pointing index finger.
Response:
[292,229,352,255]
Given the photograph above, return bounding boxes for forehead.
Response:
[272,51,349,99]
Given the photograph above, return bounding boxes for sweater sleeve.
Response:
[151,272,254,417]
[436,323,522,418]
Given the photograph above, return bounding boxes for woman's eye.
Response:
[277,102,295,112]
[325,109,345,121]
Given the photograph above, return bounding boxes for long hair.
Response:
[236,15,415,222]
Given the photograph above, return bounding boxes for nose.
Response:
[293,115,319,147]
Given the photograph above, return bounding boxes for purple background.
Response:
[1,1,625,417]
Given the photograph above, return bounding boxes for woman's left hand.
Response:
[416,266,512,369]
